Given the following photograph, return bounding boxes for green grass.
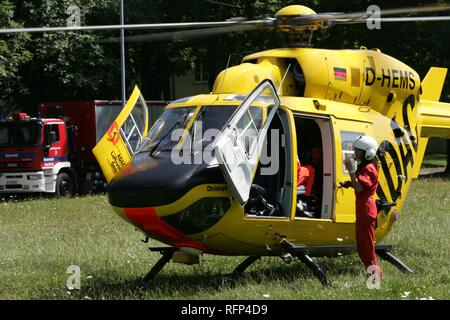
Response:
[0,176,449,300]
[421,153,447,169]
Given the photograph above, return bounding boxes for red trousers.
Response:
[355,212,378,270]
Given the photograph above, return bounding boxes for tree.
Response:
[1,0,449,114]
[0,1,31,114]
[11,0,122,113]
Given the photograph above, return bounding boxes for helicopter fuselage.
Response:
[96,48,449,257]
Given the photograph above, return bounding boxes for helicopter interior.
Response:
[294,116,323,218]
[294,115,334,220]
[244,111,334,220]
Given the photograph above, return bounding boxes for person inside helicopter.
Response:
[296,155,316,218]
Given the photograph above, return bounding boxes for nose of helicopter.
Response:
[107,152,223,208]
[108,154,199,208]
[107,152,226,252]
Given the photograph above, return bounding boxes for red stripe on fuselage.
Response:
[334,71,347,77]
[123,207,211,252]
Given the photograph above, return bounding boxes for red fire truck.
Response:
[0,100,165,196]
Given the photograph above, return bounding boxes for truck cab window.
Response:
[0,127,8,146]
[44,124,60,145]
[0,123,41,147]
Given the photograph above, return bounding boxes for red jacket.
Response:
[355,162,379,218]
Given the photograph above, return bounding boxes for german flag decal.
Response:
[334,67,347,81]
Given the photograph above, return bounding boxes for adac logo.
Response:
[107,121,120,146]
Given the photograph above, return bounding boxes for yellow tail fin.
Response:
[421,67,447,101]
[412,67,449,178]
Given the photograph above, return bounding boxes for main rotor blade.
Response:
[324,3,450,21]
[0,4,449,37]
[329,15,450,26]
[100,25,259,43]
[377,16,450,23]
[0,19,266,35]
[285,3,450,26]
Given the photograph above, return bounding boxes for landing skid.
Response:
[143,243,413,286]
[280,240,413,286]
[231,252,330,286]
[376,247,414,273]
[232,256,261,276]
[143,247,178,284]
[296,253,330,287]
[143,247,262,284]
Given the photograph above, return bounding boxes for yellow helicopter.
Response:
[3,4,450,286]
[91,5,450,286]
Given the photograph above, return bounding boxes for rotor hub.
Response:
[275,5,318,17]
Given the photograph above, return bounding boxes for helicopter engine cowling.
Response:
[212,60,282,95]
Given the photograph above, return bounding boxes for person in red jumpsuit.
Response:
[297,157,315,197]
[343,135,383,280]
[296,157,317,218]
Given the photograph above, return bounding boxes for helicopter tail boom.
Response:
[419,100,450,139]
[411,67,450,178]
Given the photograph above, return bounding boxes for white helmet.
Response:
[353,135,378,160]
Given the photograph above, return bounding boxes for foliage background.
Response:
[0,0,449,114]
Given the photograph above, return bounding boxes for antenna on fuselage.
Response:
[218,54,232,97]
[277,63,292,96]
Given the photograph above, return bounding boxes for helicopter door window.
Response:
[235,109,259,155]
[120,94,149,154]
[341,131,364,174]
[216,80,280,206]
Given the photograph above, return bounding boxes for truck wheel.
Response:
[56,173,74,197]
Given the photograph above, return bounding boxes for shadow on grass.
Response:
[421,164,447,169]
[0,193,48,203]
[418,170,450,180]
[0,191,106,203]
[30,251,420,299]
[60,256,366,299]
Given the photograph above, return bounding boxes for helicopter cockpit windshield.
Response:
[137,105,254,155]
[137,107,195,154]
